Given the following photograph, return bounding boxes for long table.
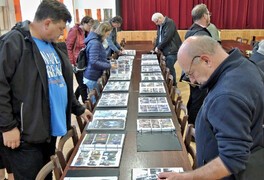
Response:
[61,41,192,179]
[221,40,253,57]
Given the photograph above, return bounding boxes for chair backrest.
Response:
[56,125,79,171]
[76,99,93,132]
[184,124,197,169]
[167,74,174,95]
[160,60,167,75]
[170,86,182,106]
[87,88,99,105]
[164,67,170,84]
[97,77,104,94]
[236,37,249,44]
[175,100,188,136]
[35,155,62,180]
[120,38,126,47]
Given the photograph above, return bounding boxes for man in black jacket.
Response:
[151,13,182,86]
[183,4,212,126]
[0,0,93,179]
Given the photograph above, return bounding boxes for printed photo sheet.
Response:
[141,72,164,81]
[64,177,118,180]
[132,167,184,180]
[137,118,175,132]
[141,54,158,60]
[97,93,129,108]
[81,133,125,149]
[71,148,122,167]
[103,81,130,92]
[139,82,166,94]
[138,97,171,113]
[141,65,161,73]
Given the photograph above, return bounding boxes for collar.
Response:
[200,48,243,91]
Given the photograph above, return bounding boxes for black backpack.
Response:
[76,47,87,71]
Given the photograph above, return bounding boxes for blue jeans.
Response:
[83,77,98,103]
[165,54,177,86]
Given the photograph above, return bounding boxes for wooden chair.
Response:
[88,88,99,103]
[97,77,104,94]
[164,67,170,84]
[184,124,197,169]
[35,155,62,180]
[76,99,94,132]
[120,38,126,48]
[236,37,249,44]
[56,125,79,171]
[175,100,188,136]
[160,59,167,75]
[170,86,182,106]
[167,74,174,95]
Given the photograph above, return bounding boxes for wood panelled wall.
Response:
[117,29,264,43]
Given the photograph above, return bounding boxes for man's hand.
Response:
[158,172,188,180]
[80,109,93,123]
[155,47,160,53]
[2,127,20,149]
[120,47,125,51]
[111,64,117,70]
[150,50,155,54]
[118,51,123,55]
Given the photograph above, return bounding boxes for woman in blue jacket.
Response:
[83,22,116,97]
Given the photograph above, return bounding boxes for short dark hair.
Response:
[80,16,94,25]
[111,16,123,24]
[191,4,208,22]
[34,0,72,23]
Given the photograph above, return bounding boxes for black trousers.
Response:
[74,71,88,103]
[0,134,56,180]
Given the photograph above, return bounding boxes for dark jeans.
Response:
[165,54,177,86]
[187,86,208,126]
[0,134,57,180]
[74,71,88,103]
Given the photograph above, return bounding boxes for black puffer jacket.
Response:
[154,17,182,56]
[0,21,85,143]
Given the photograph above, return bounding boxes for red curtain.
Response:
[121,0,264,30]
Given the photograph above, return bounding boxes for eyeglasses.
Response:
[185,56,200,78]
[154,18,159,24]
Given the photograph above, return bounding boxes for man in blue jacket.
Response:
[0,0,93,179]
[158,36,264,179]
[151,12,182,86]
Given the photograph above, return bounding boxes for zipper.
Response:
[20,102,24,133]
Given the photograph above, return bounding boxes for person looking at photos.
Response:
[0,0,93,179]
[158,36,264,180]
[151,12,182,86]
[106,16,124,58]
[66,16,94,103]
[83,22,117,101]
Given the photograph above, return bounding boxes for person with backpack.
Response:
[66,16,94,103]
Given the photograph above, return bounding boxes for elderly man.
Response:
[158,36,264,179]
[183,3,212,126]
[151,12,182,86]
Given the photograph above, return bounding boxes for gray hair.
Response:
[91,20,100,30]
[151,13,164,21]
[191,4,208,22]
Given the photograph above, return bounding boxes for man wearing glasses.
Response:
[159,35,264,180]
[151,12,182,86]
[183,3,212,126]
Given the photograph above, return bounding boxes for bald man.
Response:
[158,36,264,180]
